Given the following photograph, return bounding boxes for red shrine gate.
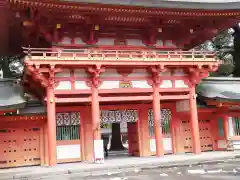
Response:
[22,47,219,166]
[0,0,239,170]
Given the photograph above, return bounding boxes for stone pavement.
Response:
[0,151,240,180]
[82,159,240,180]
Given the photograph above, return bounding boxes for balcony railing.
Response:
[23,47,218,62]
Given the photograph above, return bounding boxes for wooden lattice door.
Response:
[0,126,41,168]
[179,119,213,153]
[127,122,140,156]
[148,109,173,154]
[181,120,193,153]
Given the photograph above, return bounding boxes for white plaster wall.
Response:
[131,80,151,88]
[55,70,71,78]
[61,37,71,44]
[75,81,90,90]
[160,80,172,88]
[126,39,145,46]
[57,145,81,159]
[96,38,114,45]
[228,117,234,137]
[172,69,186,76]
[74,37,86,45]
[99,81,120,89]
[94,140,104,160]
[155,40,163,46]
[165,40,176,47]
[100,69,121,78]
[232,141,240,150]
[149,138,172,152]
[128,69,150,77]
[175,80,188,88]
[160,71,172,76]
[55,81,71,90]
[74,69,89,78]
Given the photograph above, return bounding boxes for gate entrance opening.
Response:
[100,109,140,157]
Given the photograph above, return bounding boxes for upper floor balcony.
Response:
[23,47,219,67]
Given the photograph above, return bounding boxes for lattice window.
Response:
[233,117,240,136]
[148,109,172,137]
[56,112,80,140]
[100,110,138,124]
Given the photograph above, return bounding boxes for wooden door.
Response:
[177,118,213,153]
[127,122,140,156]
[0,125,41,168]
[199,119,213,151]
[181,120,193,153]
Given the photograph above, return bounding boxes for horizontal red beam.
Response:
[26,60,218,67]
[55,97,91,103]
[160,95,189,100]
[55,94,189,103]
[54,88,191,95]
[99,96,152,102]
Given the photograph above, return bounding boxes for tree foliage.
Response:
[197,24,240,77]
[0,55,24,78]
[232,25,240,77]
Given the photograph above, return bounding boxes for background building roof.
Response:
[0,79,26,110]
[197,77,240,101]
[60,0,240,9]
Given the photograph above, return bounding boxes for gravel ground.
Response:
[71,161,240,180]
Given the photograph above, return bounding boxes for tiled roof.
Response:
[197,77,240,101]
[60,0,240,10]
[0,78,26,110]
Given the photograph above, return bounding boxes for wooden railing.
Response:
[23,47,218,62]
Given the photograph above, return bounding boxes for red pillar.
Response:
[171,109,177,154]
[152,83,164,157]
[91,86,101,140]
[46,87,57,166]
[91,85,103,162]
[189,87,201,154]
[138,105,151,156]
[223,115,229,141]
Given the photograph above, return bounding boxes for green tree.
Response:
[197,27,239,77]
[0,55,24,78]
[233,25,240,77]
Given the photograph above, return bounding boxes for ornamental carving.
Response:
[119,81,132,88]
[100,110,138,123]
[56,112,80,126]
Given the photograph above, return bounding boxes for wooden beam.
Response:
[54,87,190,95]
[55,94,189,103]
[160,95,189,100]
[38,68,62,73]
[55,97,91,103]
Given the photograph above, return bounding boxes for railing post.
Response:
[116,50,119,59]
[179,50,183,60]
[57,50,61,60]
[192,49,195,61]
[27,46,31,59]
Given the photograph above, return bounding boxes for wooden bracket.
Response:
[149,65,166,86]
[87,65,105,88]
